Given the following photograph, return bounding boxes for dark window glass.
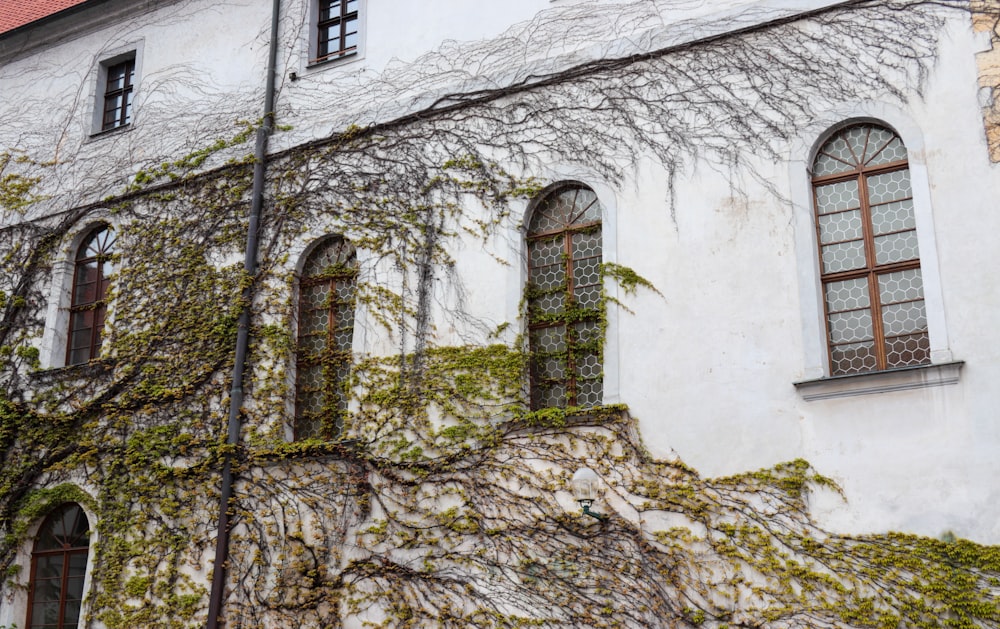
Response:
[295,238,357,440]
[527,185,603,409]
[102,59,135,131]
[27,504,90,629]
[812,124,929,375]
[317,0,360,62]
[67,226,115,366]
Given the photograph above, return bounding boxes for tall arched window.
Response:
[527,185,603,409]
[295,238,357,440]
[812,123,929,375]
[67,226,115,366]
[27,504,90,629]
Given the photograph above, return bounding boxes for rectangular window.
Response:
[316,0,360,62]
[101,58,135,131]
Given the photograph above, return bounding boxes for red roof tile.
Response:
[0,0,89,34]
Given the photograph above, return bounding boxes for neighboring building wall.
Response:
[974,1,1000,160]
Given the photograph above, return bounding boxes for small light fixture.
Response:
[571,467,608,521]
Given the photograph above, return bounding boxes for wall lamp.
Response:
[571,467,608,521]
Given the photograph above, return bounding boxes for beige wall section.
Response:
[973,3,1000,160]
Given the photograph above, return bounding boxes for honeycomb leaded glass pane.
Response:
[529,237,563,267]
[814,180,860,215]
[821,239,866,274]
[870,199,915,236]
[527,185,603,408]
[574,379,603,407]
[302,237,355,276]
[825,277,870,313]
[818,209,863,245]
[814,124,908,177]
[299,308,328,336]
[812,124,928,375]
[573,283,602,310]
[884,332,930,368]
[575,350,602,380]
[572,320,602,347]
[828,309,874,344]
[529,262,566,292]
[878,269,923,304]
[295,238,357,440]
[530,325,567,355]
[532,383,566,409]
[873,231,919,265]
[867,170,911,205]
[866,131,907,166]
[844,126,869,165]
[530,291,565,316]
[571,230,601,259]
[881,301,927,337]
[536,356,566,380]
[813,136,855,176]
[830,341,878,375]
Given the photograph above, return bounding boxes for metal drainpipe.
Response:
[206,0,280,625]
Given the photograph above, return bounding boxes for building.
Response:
[0,0,998,627]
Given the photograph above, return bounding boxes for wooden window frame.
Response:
[526,185,603,409]
[26,504,90,629]
[294,239,357,440]
[66,226,114,366]
[101,58,135,131]
[812,125,929,376]
[315,0,360,63]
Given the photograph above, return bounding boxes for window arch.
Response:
[26,503,90,629]
[66,225,115,366]
[295,237,357,440]
[811,123,929,375]
[526,184,603,409]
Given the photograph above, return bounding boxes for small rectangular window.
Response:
[101,58,135,131]
[316,0,360,63]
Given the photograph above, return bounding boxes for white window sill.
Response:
[794,361,964,401]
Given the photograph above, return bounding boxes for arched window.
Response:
[295,238,357,440]
[527,185,603,409]
[67,226,115,366]
[27,504,90,629]
[812,123,929,375]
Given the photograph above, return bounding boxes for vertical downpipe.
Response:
[206,0,280,626]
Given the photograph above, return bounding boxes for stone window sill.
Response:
[794,361,964,401]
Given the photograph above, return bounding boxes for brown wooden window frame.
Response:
[316,0,360,63]
[101,57,135,131]
[66,225,115,366]
[26,503,90,629]
[294,238,358,441]
[526,185,604,410]
[811,123,930,376]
